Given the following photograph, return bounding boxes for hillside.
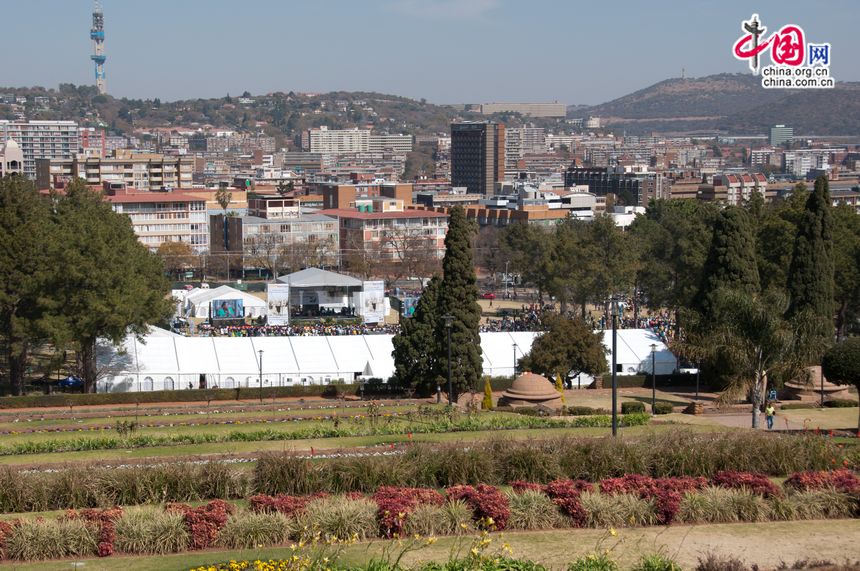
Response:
[576,73,860,135]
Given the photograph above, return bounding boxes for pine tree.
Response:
[391,276,441,394]
[787,176,834,326]
[696,206,760,317]
[436,206,482,400]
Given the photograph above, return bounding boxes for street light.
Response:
[650,343,657,415]
[611,300,619,437]
[504,260,509,299]
[442,314,454,405]
[695,362,700,401]
[512,343,519,376]
[258,349,264,403]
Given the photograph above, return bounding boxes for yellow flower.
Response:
[609,527,617,537]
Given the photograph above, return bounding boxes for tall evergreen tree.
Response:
[696,206,760,316]
[435,206,482,400]
[391,276,441,394]
[0,177,57,394]
[51,180,172,392]
[786,176,834,328]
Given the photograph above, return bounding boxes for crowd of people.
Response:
[479,304,548,333]
[197,323,400,337]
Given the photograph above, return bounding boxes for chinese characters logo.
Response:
[732,14,833,89]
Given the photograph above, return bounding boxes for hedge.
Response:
[600,374,709,389]
[0,385,361,409]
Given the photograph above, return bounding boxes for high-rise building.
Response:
[565,166,664,207]
[368,133,413,154]
[770,124,793,146]
[450,122,505,195]
[0,120,79,179]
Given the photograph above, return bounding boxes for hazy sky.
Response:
[4,0,858,104]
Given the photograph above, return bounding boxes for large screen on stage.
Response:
[267,283,290,325]
[210,299,244,320]
[362,281,385,324]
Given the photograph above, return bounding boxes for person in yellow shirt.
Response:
[765,403,776,430]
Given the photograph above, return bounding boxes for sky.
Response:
[2,0,858,105]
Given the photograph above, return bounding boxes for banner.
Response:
[211,299,244,320]
[362,281,385,324]
[267,283,290,325]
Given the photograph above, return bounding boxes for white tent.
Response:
[184,285,267,319]
[96,328,678,393]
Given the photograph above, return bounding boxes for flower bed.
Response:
[0,469,857,562]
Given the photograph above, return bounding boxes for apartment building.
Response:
[368,133,413,154]
[0,120,79,179]
[306,127,370,154]
[565,166,664,206]
[698,173,769,205]
[319,200,448,261]
[104,188,209,252]
[36,150,194,191]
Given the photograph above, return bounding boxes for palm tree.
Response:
[683,288,824,429]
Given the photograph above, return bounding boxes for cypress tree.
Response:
[436,206,482,400]
[391,276,441,394]
[697,206,760,316]
[786,176,834,324]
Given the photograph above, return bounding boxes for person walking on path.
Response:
[765,403,776,430]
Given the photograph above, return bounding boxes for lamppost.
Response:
[258,349,264,403]
[512,343,519,376]
[611,300,619,437]
[504,260,509,299]
[442,314,454,405]
[650,343,657,415]
[695,362,700,401]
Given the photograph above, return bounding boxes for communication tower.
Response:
[90,1,106,95]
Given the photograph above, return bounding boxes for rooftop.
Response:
[318,208,448,220]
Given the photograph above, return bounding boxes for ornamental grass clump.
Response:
[505,489,566,530]
[5,518,98,561]
[294,495,378,541]
[678,487,770,523]
[403,500,474,536]
[771,489,856,520]
[113,506,189,554]
[217,510,294,549]
[579,491,656,528]
[568,551,619,571]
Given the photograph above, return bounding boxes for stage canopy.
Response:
[183,285,267,319]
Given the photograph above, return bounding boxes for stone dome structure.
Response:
[498,371,562,409]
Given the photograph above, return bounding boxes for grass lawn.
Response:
[7,520,858,571]
[779,406,859,430]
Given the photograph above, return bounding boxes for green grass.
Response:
[779,407,859,430]
[7,520,858,571]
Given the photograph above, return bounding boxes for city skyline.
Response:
[3,0,859,104]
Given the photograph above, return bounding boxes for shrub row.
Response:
[0,431,851,515]
[253,431,850,496]
[0,413,587,457]
[2,474,857,562]
[0,385,347,409]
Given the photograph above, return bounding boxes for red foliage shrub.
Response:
[345,492,366,500]
[599,475,705,525]
[712,471,781,497]
[373,487,445,537]
[510,481,545,494]
[543,480,593,527]
[167,500,234,550]
[446,484,510,530]
[784,469,860,494]
[63,507,123,558]
[248,492,331,516]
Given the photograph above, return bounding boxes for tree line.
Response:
[0,176,171,394]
